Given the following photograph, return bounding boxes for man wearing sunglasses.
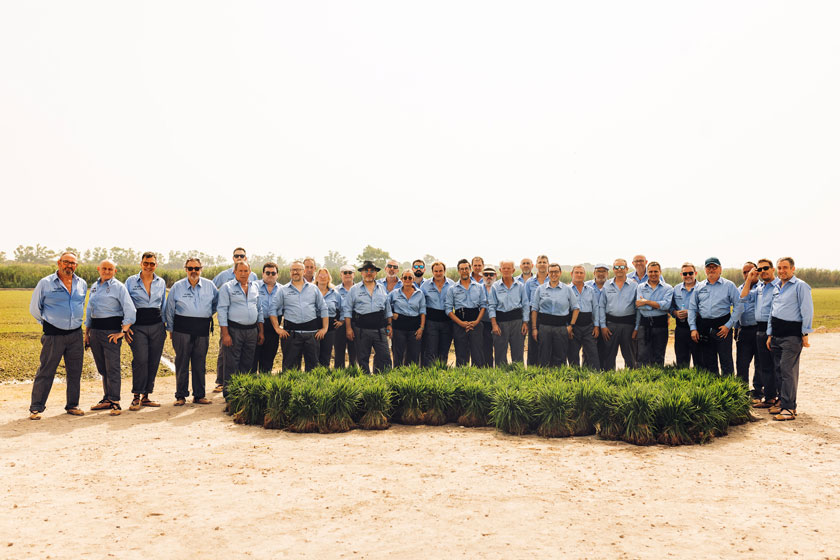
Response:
[164,258,219,405]
[212,248,257,392]
[740,259,780,408]
[670,262,701,368]
[378,259,402,293]
[420,261,455,366]
[28,252,88,420]
[735,262,760,394]
[634,262,673,367]
[342,260,393,374]
[252,262,281,373]
[598,259,638,370]
[688,257,742,375]
[480,265,497,367]
[334,265,358,368]
[271,261,328,372]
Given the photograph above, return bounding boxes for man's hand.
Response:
[567,325,574,340]
[691,329,700,343]
[414,327,424,341]
[124,327,133,344]
[766,335,772,350]
[676,309,688,320]
[520,322,528,336]
[492,325,501,336]
[222,333,233,347]
[631,329,638,340]
[635,299,648,308]
[346,328,355,342]
[315,328,327,341]
[717,325,730,339]
[333,319,343,329]
[592,326,600,339]
[802,334,810,348]
[531,328,538,342]
[258,332,264,345]
[276,328,289,340]
[746,267,759,283]
[602,327,612,342]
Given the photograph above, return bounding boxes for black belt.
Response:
[135,308,162,326]
[454,307,480,322]
[757,321,768,332]
[639,315,668,329]
[538,312,569,327]
[353,310,387,330]
[283,318,321,331]
[496,308,523,322]
[173,314,212,337]
[426,308,448,322]
[90,316,123,331]
[394,314,422,331]
[697,314,730,332]
[228,320,258,330]
[739,324,758,330]
[770,317,803,338]
[575,311,593,327]
[42,321,81,336]
[606,313,635,326]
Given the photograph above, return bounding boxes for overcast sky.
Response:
[1,2,838,269]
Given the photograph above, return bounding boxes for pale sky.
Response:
[1,2,838,269]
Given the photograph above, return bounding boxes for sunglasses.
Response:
[756,266,771,272]
[402,276,413,281]
[264,271,277,276]
[413,265,425,269]
[186,266,202,272]
[386,264,398,269]
[614,265,627,270]
[342,271,354,275]
[233,254,246,259]
[682,271,695,276]
[483,273,495,277]
[142,261,157,267]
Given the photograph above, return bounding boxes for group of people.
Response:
[28,249,813,423]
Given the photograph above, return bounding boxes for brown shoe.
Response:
[140,395,161,407]
[29,411,41,420]
[66,408,85,416]
[753,400,773,409]
[109,402,122,416]
[213,384,224,393]
[768,404,783,415]
[193,397,212,405]
[773,409,796,421]
[174,398,186,406]
[129,396,142,411]
[90,399,112,411]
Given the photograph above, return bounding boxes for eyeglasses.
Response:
[233,254,246,259]
[60,260,77,266]
[185,266,202,271]
[341,271,354,275]
[142,261,157,267]
[614,265,627,270]
[413,265,425,270]
[705,264,720,269]
[682,271,695,276]
[483,273,495,277]
[264,271,277,276]
[386,264,398,269]
[756,266,771,272]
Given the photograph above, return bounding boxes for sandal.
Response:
[140,395,161,407]
[91,399,112,411]
[109,402,122,416]
[753,400,774,409]
[29,411,41,420]
[129,395,142,411]
[213,384,224,393]
[174,398,186,406]
[773,408,796,421]
[66,408,85,416]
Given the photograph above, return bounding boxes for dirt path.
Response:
[2,335,839,559]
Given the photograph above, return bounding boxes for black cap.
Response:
[704,257,721,267]
[358,260,381,272]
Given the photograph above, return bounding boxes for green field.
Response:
[1,288,838,382]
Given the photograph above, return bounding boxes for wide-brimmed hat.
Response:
[358,260,381,272]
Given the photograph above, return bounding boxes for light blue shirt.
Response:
[671,282,696,316]
[598,278,638,327]
[767,276,813,336]
[164,277,219,331]
[585,279,606,299]
[272,281,328,327]
[488,279,530,322]
[481,285,494,322]
[736,283,757,327]
[524,275,549,304]
[628,270,648,284]
[377,277,403,293]
[635,281,674,328]
[30,273,87,330]
[532,282,579,316]
[445,280,487,314]
[514,274,533,286]
[336,284,354,320]
[125,273,166,312]
[342,282,393,319]
[212,266,258,288]
[390,287,427,317]
[321,288,341,318]
[687,277,742,330]
[85,278,136,328]
[218,279,263,327]
[256,280,281,321]
[571,282,601,326]
[740,278,779,324]
[420,278,455,311]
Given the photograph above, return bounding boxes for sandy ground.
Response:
[2,336,839,560]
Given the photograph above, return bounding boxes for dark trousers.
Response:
[222,327,258,378]
[602,322,636,370]
[318,330,336,368]
[756,329,776,400]
[481,320,494,367]
[282,332,319,372]
[674,324,700,368]
[172,332,209,399]
[735,325,759,389]
[537,324,569,367]
[30,330,84,413]
[698,330,734,376]
[452,322,484,367]
[637,325,668,367]
[423,319,452,366]
[215,338,224,386]
[128,322,165,395]
[597,333,609,371]
[333,323,357,369]
[89,328,122,402]
[392,328,422,366]
[253,324,280,373]
[526,331,539,368]
[493,320,524,365]
[771,335,802,410]
[355,327,392,374]
[568,324,600,369]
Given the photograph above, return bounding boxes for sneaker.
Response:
[66,408,85,416]
[213,384,224,393]
[193,397,212,405]
[29,411,41,420]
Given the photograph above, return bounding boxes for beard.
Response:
[414,270,424,278]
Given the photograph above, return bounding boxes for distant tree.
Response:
[110,247,141,266]
[62,247,80,259]
[0,251,6,262]
[356,245,391,269]
[323,250,347,269]
[84,247,110,264]
[423,254,437,265]
[14,244,56,264]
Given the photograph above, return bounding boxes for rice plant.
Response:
[263,376,292,429]
[457,380,492,427]
[533,382,575,438]
[616,384,656,445]
[424,377,455,426]
[570,379,600,436]
[653,386,694,446]
[391,375,426,425]
[686,384,727,443]
[319,378,360,433]
[233,375,269,426]
[490,387,532,436]
[287,380,321,433]
[358,380,393,430]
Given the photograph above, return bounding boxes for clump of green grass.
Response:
[358,380,393,430]
[232,374,268,426]
[287,380,321,433]
[654,386,694,446]
[319,378,360,433]
[490,387,532,436]
[616,384,656,445]
[391,375,426,425]
[533,382,575,438]
[263,376,291,429]
[570,379,600,436]
[424,377,455,426]
[457,380,492,427]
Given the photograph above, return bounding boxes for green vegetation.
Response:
[225,365,755,446]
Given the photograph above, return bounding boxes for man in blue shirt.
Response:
[628,255,649,284]
[598,259,638,370]
[420,261,455,366]
[28,252,88,420]
[446,259,486,367]
[271,261,328,372]
[164,257,219,406]
[515,258,534,285]
[670,262,701,368]
[524,255,549,367]
[85,259,136,416]
[334,265,358,368]
[470,257,485,285]
[635,262,673,367]
[218,262,264,391]
[343,260,393,374]
[531,263,579,367]
[252,262,282,373]
[689,257,742,376]
[735,262,760,393]
[766,257,813,421]
[489,260,530,366]
[740,259,780,408]
[379,260,402,293]
[569,265,601,369]
[587,263,610,369]
[480,265,497,367]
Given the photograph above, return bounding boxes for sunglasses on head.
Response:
[186,266,202,272]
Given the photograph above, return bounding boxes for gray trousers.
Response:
[392,328,422,366]
[568,324,600,369]
[89,328,122,402]
[602,322,636,370]
[215,338,225,386]
[423,319,452,366]
[172,331,209,399]
[771,335,802,410]
[128,322,165,395]
[537,324,570,367]
[637,325,668,367]
[453,322,484,367]
[756,329,776,400]
[222,326,259,381]
[283,331,319,371]
[354,327,392,374]
[493,320,525,365]
[30,330,84,413]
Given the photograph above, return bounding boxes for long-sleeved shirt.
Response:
[272,281,328,328]
[488,279,530,322]
[670,282,696,317]
[218,279,263,327]
[445,280,487,314]
[377,277,403,293]
[30,273,87,330]
[164,277,219,331]
[256,281,281,321]
[212,266,257,288]
[125,273,166,312]
[524,276,549,304]
[767,276,813,336]
[628,270,648,284]
[687,277,742,330]
[532,282,579,316]
[740,278,780,324]
[736,283,757,327]
[635,281,674,328]
[598,278,638,327]
[389,287,427,317]
[336,284,355,320]
[570,282,601,326]
[342,282,393,319]
[85,278,136,328]
[321,288,341,319]
[420,278,455,311]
